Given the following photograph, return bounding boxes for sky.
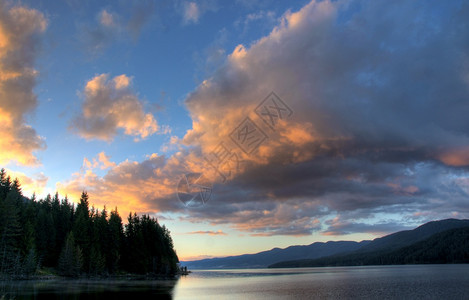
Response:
[1,0,469,261]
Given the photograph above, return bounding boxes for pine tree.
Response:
[89,246,106,276]
[0,170,180,278]
[35,208,55,267]
[0,169,11,202]
[51,192,62,262]
[108,207,123,273]
[58,232,82,277]
[0,186,22,275]
[73,192,91,272]
[23,247,38,277]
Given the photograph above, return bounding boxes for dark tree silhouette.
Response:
[0,168,179,279]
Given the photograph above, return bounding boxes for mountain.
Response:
[182,240,370,269]
[184,219,469,270]
[269,219,469,268]
[355,218,469,253]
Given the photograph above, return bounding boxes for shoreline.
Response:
[0,273,183,282]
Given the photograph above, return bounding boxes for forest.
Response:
[0,169,179,279]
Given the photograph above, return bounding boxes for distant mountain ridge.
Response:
[269,218,469,268]
[183,219,469,269]
[356,218,469,253]
[182,240,370,269]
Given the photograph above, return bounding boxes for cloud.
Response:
[193,28,229,81]
[80,3,155,54]
[127,3,156,38]
[62,0,469,237]
[183,2,200,24]
[71,73,159,141]
[234,10,277,36]
[179,0,469,216]
[99,10,116,27]
[180,0,217,25]
[187,230,227,235]
[0,1,47,166]
[83,152,116,170]
[181,254,217,261]
[57,152,182,218]
[80,9,118,54]
[322,216,413,236]
[5,168,48,197]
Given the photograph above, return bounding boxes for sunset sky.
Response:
[1,0,469,261]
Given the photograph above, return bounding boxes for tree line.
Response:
[0,169,179,278]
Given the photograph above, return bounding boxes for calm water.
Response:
[1,265,468,299]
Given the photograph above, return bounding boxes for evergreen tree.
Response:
[108,207,123,273]
[73,192,91,272]
[0,185,22,275]
[0,170,180,278]
[22,247,38,277]
[35,208,55,267]
[89,206,108,275]
[89,246,106,276]
[51,192,63,262]
[0,169,11,202]
[58,232,82,277]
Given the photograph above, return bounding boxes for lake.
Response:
[1,265,468,299]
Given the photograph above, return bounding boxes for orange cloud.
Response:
[57,153,183,218]
[83,152,117,170]
[439,147,469,167]
[5,168,48,197]
[187,230,227,236]
[0,2,47,166]
[72,74,159,141]
[181,254,216,261]
[59,0,469,238]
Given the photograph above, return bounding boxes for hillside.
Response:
[269,219,469,268]
[183,240,370,269]
[355,219,469,253]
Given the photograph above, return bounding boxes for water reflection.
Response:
[0,278,177,299]
[173,265,469,300]
[2,265,469,299]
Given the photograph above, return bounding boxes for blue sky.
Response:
[1,0,469,260]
